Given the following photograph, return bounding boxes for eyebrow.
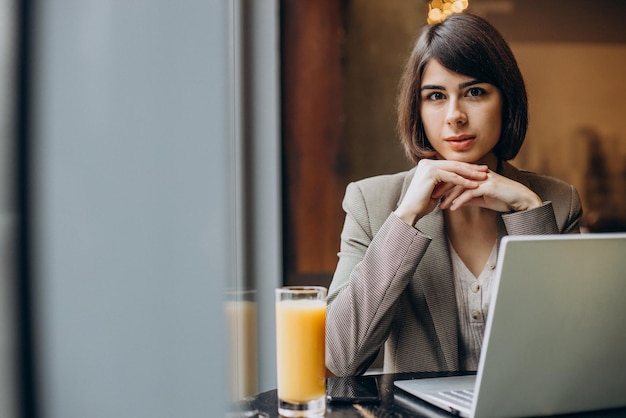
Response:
[421,79,484,91]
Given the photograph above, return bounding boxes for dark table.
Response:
[232,372,626,417]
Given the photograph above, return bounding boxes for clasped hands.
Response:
[394,159,542,226]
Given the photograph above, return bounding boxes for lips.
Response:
[445,135,475,151]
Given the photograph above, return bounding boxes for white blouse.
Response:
[450,242,498,371]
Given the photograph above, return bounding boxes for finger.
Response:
[431,182,456,199]
[439,161,489,180]
[450,194,483,210]
[430,159,488,171]
[416,161,487,190]
[450,189,510,212]
[438,185,466,208]
[437,171,482,190]
[448,187,484,210]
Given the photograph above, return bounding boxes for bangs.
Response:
[426,30,499,86]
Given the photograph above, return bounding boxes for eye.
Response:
[425,91,445,101]
[466,87,486,97]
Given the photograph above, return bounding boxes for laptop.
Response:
[394,233,626,418]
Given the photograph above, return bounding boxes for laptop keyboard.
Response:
[437,389,475,407]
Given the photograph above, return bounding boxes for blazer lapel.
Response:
[396,169,459,370]
[415,209,459,370]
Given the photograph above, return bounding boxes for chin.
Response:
[443,151,495,165]
[440,154,480,163]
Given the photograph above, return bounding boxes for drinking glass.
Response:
[275,286,327,417]
[225,289,258,401]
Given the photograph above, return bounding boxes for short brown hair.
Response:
[397,13,528,163]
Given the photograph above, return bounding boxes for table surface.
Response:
[233,372,626,417]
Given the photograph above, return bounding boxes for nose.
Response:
[445,99,467,126]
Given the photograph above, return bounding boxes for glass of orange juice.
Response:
[275,286,327,417]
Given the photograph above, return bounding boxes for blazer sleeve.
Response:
[326,182,431,376]
[501,183,582,234]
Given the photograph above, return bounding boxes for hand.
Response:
[438,169,542,212]
[394,159,489,225]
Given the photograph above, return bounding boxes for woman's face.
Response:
[420,59,502,167]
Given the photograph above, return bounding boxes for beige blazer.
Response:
[326,162,582,376]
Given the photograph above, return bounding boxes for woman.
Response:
[326,13,582,377]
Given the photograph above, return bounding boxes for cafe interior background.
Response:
[0,0,624,416]
[281,0,626,401]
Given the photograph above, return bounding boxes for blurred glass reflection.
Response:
[226,289,259,401]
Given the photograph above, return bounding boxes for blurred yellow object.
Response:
[427,0,469,24]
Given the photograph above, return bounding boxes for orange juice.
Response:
[276,298,326,403]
